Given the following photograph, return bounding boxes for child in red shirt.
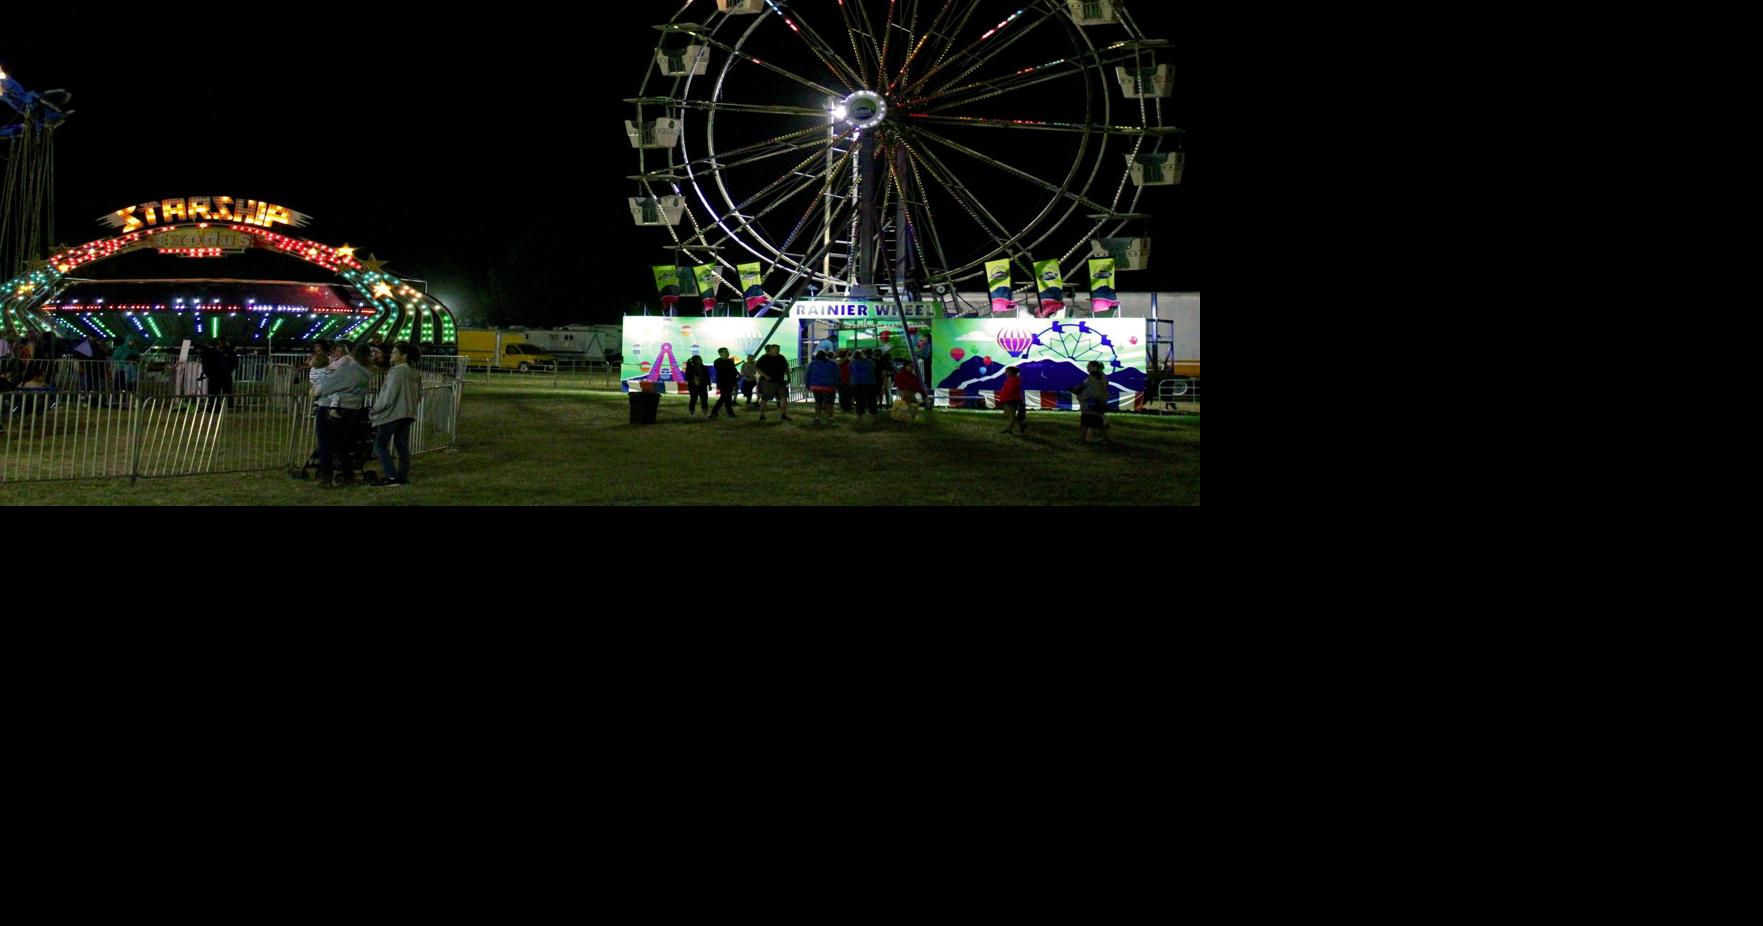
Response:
[995,366,1026,434]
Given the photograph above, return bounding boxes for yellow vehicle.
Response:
[457,329,557,372]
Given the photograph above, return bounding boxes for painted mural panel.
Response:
[930,318,1148,407]
[621,316,799,391]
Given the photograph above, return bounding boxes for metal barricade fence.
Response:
[413,382,461,452]
[416,355,469,380]
[132,393,309,478]
[1,373,464,485]
[1,390,137,482]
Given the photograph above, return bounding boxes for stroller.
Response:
[295,407,379,484]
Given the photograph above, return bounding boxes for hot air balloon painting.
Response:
[950,347,966,362]
[996,327,1032,358]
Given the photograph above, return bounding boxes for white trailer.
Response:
[516,325,622,361]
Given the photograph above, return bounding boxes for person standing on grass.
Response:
[837,348,853,413]
[710,347,740,419]
[1073,360,1114,447]
[313,343,372,486]
[212,338,238,406]
[996,365,1027,434]
[307,343,333,473]
[370,341,422,487]
[740,353,759,406]
[755,343,793,421]
[684,354,712,417]
[874,349,895,407]
[849,349,877,417]
[806,350,840,425]
[109,334,143,393]
[893,359,924,410]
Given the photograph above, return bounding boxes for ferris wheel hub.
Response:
[838,90,888,130]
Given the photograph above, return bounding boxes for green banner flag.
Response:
[738,262,769,314]
[1088,258,1118,313]
[1032,258,1064,318]
[652,265,680,312]
[986,259,1013,314]
[693,264,718,311]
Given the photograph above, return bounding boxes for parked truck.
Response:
[457,329,557,371]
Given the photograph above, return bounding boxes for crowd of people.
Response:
[0,331,231,395]
[672,344,936,425]
[665,344,1113,443]
[305,336,421,488]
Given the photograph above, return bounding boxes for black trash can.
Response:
[629,390,660,425]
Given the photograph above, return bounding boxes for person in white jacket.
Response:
[312,343,372,486]
[369,342,423,486]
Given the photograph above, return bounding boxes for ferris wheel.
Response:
[627,0,1182,308]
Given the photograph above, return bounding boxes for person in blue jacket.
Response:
[806,350,841,425]
[849,349,877,417]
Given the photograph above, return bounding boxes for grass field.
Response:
[2,381,1199,505]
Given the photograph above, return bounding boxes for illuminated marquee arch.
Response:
[0,196,456,346]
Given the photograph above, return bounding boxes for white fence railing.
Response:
[1,376,464,485]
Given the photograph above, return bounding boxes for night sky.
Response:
[2,3,1194,327]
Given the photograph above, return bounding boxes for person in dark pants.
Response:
[198,338,238,407]
[313,343,372,486]
[874,349,895,407]
[370,342,422,486]
[755,343,793,421]
[849,349,877,416]
[837,348,853,412]
[710,347,740,418]
[684,355,712,417]
[740,354,758,406]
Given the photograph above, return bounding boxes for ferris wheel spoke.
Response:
[909,8,1058,103]
[633,126,830,182]
[904,112,1179,136]
[899,149,961,281]
[902,135,1028,266]
[773,177,855,271]
[898,2,981,95]
[691,128,847,179]
[685,32,845,99]
[877,0,900,87]
[902,3,1031,98]
[766,5,867,91]
[689,161,846,263]
[629,97,831,118]
[724,139,853,219]
[886,157,938,287]
[910,126,1114,215]
[699,134,846,176]
[909,64,1087,114]
[909,40,1154,112]
[836,0,875,88]
[853,0,888,86]
[890,0,955,93]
